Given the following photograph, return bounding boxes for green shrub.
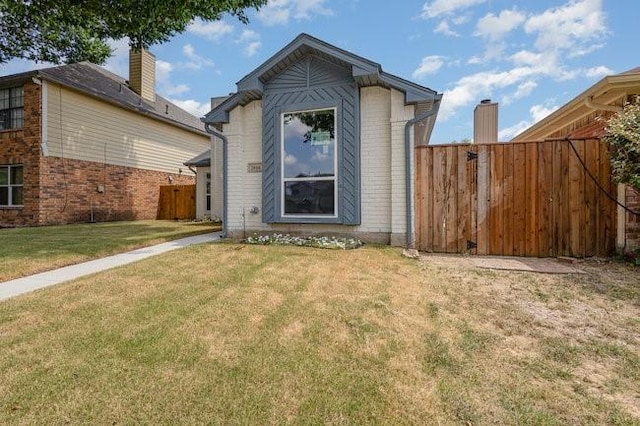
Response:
[603,98,640,191]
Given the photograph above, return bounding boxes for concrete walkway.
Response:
[0,231,223,302]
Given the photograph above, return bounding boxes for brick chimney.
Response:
[129,49,156,102]
[473,99,498,143]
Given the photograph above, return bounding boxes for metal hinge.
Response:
[467,151,478,161]
[467,240,477,250]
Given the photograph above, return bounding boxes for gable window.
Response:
[0,165,24,207]
[0,87,24,130]
[282,108,337,217]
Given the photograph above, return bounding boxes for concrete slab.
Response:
[471,257,585,274]
[0,232,223,302]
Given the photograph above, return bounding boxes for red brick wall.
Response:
[0,81,42,226]
[625,186,640,252]
[36,157,194,225]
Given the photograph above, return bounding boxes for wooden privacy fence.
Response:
[415,138,617,257]
[157,185,196,220]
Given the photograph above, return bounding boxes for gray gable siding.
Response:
[262,55,361,225]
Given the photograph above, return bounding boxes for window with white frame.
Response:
[0,87,24,130]
[0,165,24,206]
[282,108,337,216]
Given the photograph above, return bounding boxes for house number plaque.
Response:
[247,162,263,173]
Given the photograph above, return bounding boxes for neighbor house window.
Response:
[0,87,24,130]
[0,165,24,206]
[282,108,337,216]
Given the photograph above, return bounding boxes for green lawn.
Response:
[0,220,219,282]
[0,244,638,424]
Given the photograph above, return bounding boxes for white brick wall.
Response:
[223,88,414,244]
[360,87,392,232]
[390,89,416,244]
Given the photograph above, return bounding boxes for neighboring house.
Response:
[512,67,640,252]
[203,33,442,245]
[0,50,210,226]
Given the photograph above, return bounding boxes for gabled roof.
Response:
[203,33,441,124]
[0,62,206,135]
[512,67,640,141]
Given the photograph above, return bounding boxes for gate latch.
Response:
[467,151,478,161]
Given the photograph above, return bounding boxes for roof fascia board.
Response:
[380,72,440,104]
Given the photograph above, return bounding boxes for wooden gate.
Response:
[415,138,617,257]
[157,185,196,220]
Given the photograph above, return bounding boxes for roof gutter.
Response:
[404,96,441,249]
[204,123,228,238]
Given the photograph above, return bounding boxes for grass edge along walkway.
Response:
[0,232,222,301]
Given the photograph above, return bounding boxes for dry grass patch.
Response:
[0,220,219,282]
[0,245,638,424]
[419,254,640,424]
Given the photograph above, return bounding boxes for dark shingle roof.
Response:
[1,62,206,134]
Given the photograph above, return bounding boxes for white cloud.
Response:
[237,29,259,43]
[499,101,560,140]
[187,19,234,41]
[312,150,330,162]
[469,42,507,64]
[156,60,189,96]
[439,67,541,120]
[244,42,262,57]
[569,43,605,58]
[524,0,606,53]
[181,44,215,70]
[475,9,526,41]
[434,21,459,37]
[452,15,471,25]
[501,80,537,105]
[257,0,332,26]
[472,9,525,63]
[168,99,211,117]
[421,0,486,18]
[257,0,290,26]
[412,55,444,79]
[530,103,559,122]
[510,50,545,67]
[498,120,531,140]
[294,0,333,19]
[585,65,613,78]
[284,153,297,165]
[236,30,262,57]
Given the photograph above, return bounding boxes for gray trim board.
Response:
[261,54,360,225]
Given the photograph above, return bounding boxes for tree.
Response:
[0,0,267,65]
[603,98,640,191]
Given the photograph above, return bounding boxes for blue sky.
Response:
[1,0,638,143]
